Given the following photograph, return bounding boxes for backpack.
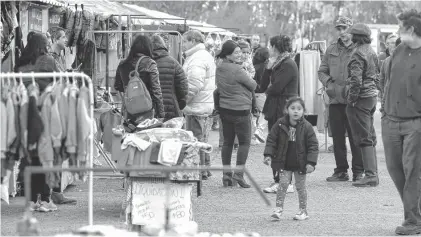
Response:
[124,56,153,116]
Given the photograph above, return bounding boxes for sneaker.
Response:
[293,210,309,221]
[326,172,349,182]
[263,183,279,193]
[43,201,58,211]
[395,225,421,235]
[287,184,294,193]
[271,208,283,220]
[37,202,51,212]
[352,173,363,182]
[28,201,40,212]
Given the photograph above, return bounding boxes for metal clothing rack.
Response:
[23,166,271,229]
[91,30,183,94]
[0,72,95,224]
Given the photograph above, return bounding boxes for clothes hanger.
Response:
[72,71,77,86]
[52,71,56,87]
[31,72,37,88]
[19,72,24,87]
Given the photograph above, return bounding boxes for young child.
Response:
[263,97,319,221]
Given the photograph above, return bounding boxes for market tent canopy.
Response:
[63,0,139,17]
[122,3,186,26]
[186,20,236,37]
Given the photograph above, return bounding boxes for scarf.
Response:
[271,52,291,70]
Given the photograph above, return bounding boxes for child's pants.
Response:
[276,171,307,210]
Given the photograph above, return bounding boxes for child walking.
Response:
[263,97,319,221]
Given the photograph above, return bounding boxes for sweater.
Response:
[182,43,216,116]
[77,86,91,162]
[216,59,257,111]
[384,44,421,119]
[66,84,78,154]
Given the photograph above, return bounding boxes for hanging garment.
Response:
[65,84,78,155]
[18,82,29,159]
[50,83,63,150]
[10,92,21,159]
[38,89,54,166]
[72,39,97,102]
[14,27,24,63]
[76,86,91,163]
[1,100,7,159]
[6,92,16,155]
[78,10,94,46]
[94,15,103,50]
[62,9,75,46]
[59,83,69,140]
[27,84,44,155]
[98,109,122,153]
[71,10,83,48]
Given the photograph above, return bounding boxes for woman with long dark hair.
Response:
[257,35,299,194]
[345,23,379,187]
[216,40,257,188]
[114,34,165,122]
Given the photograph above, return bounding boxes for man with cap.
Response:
[318,16,364,183]
[346,23,380,187]
[382,9,421,235]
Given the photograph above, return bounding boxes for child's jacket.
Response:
[264,116,319,174]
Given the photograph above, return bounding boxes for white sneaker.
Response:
[28,201,40,212]
[43,201,58,211]
[263,183,279,193]
[271,208,283,220]
[287,184,294,193]
[37,202,51,212]
[293,210,309,221]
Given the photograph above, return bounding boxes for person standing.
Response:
[318,17,364,183]
[258,35,298,193]
[182,30,216,180]
[346,23,379,187]
[382,10,421,235]
[216,40,257,188]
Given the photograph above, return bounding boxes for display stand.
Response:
[0,72,95,224]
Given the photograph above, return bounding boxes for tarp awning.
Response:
[34,0,67,7]
[64,0,139,17]
[122,3,186,25]
[186,20,236,37]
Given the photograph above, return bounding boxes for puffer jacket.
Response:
[152,48,188,120]
[318,39,356,105]
[182,43,216,116]
[264,116,319,174]
[346,43,379,105]
[114,54,165,118]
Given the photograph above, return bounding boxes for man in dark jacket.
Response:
[382,10,421,235]
[151,34,188,121]
[318,16,364,183]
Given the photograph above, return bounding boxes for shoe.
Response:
[271,208,283,220]
[211,122,219,131]
[254,130,265,143]
[326,172,349,182]
[232,173,251,188]
[328,145,334,152]
[251,138,260,146]
[395,225,421,235]
[293,209,309,221]
[37,202,51,212]
[352,176,379,187]
[43,201,58,211]
[222,173,234,187]
[287,184,294,193]
[352,173,364,182]
[51,191,77,204]
[29,201,40,212]
[201,173,208,180]
[263,183,279,193]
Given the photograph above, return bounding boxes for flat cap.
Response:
[349,23,371,37]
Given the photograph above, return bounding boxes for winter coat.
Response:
[318,39,356,105]
[182,43,216,116]
[264,116,319,174]
[258,57,298,122]
[114,54,165,118]
[253,47,269,91]
[152,48,188,120]
[216,59,257,111]
[346,43,379,105]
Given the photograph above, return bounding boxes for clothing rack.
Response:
[0,72,95,224]
[90,30,183,95]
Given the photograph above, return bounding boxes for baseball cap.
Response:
[335,16,353,28]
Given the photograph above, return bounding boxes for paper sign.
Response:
[131,182,192,226]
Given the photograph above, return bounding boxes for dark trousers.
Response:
[220,112,251,170]
[346,97,377,148]
[31,156,50,202]
[382,117,421,226]
[329,104,363,174]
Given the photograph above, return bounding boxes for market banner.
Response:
[131,182,193,226]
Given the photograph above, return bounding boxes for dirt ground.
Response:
[1,105,405,236]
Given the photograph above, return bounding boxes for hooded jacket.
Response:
[264,116,319,174]
[182,43,216,116]
[152,47,188,120]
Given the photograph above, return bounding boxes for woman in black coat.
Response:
[258,35,299,131]
[151,34,188,121]
[114,35,165,122]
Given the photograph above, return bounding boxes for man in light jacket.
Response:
[182,30,216,180]
[318,16,364,183]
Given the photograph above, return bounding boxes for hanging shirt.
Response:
[76,86,91,162]
[0,100,7,159]
[65,84,79,154]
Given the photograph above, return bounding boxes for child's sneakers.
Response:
[263,183,279,193]
[293,209,309,221]
[287,184,294,193]
[271,208,283,220]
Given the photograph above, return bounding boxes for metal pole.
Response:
[106,18,110,96]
